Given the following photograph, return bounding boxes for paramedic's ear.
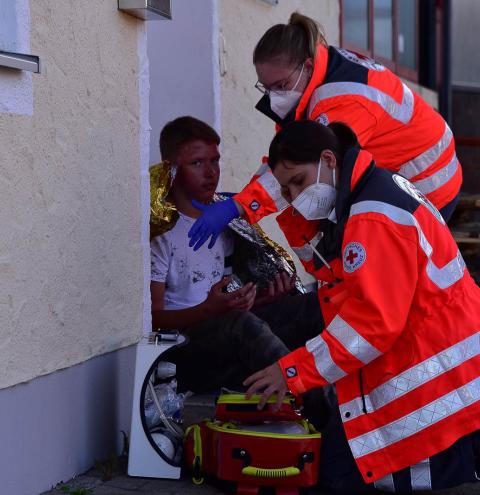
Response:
[320,149,337,170]
[305,57,314,78]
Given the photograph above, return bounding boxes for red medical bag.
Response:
[184,394,322,495]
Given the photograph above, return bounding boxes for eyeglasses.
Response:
[254,62,304,95]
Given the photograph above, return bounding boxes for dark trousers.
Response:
[169,292,324,393]
[318,387,479,494]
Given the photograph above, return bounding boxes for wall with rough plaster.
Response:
[0,1,147,389]
[148,0,219,165]
[218,0,340,282]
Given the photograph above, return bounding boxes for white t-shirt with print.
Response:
[151,212,234,310]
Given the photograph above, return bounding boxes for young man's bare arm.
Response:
[151,279,257,331]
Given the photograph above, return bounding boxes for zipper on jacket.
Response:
[359,369,368,414]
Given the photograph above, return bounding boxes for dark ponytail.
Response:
[253,12,327,66]
[268,120,359,170]
[327,122,359,163]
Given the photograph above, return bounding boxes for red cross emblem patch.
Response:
[343,242,366,273]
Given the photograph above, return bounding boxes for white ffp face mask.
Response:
[268,64,305,120]
[291,159,337,220]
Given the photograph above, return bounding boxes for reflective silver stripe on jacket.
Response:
[306,334,347,383]
[340,332,480,422]
[349,200,465,289]
[256,170,288,211]
[374,473,395,492]
[291,231,323,262]
[411,153,459,195]
[349,375,480,458]
[253,162,270,177]
[328,315,382,364]
[410,458,432,491]
[308,81,414,124]
[398,124,454,179]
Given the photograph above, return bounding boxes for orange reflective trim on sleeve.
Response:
[278,349,310,395]
[398,124,454,180]
[234,174,285,224]
[424,162,462,210]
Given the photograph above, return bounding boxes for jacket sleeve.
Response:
[276,208,322,276]
[309,97,378,148]
[234,156,288,224]
[278,215,419,395]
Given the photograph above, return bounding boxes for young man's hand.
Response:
[254,271,296,307]
[204,278,257,316]
[243,362,288,411]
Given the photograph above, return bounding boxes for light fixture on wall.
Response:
[118,0,172,20]
[261,0,279,5]
[0,50,40,73]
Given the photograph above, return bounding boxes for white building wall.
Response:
[0,1,146,389]
[218,0,340,281]
[148,0,219,164]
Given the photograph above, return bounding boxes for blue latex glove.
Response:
[188,198,240,250]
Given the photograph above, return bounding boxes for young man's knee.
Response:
[222,310,272,340]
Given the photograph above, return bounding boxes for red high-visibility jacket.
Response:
[235,45,461,225]
[277,148,480,484]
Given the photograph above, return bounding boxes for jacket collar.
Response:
[335,147,375,223]
[295,43,329,120]
[255,93,296,126]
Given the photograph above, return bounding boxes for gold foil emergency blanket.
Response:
[150,161,178,238]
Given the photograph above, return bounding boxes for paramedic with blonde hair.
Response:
[189,12,462,256]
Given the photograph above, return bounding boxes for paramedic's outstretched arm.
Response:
[243,216,418,400]
[151,279,256,330]
[277,216,418,395]
[187,197,244,251]
[188,158,286,250]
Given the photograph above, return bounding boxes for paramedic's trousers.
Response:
[169,292,323,393]
[319,386,480,494]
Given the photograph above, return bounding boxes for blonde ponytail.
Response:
[288,12,327,59]
[253,12,328,66]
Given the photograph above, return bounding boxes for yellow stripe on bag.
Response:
[206,421,321,440]
[185,424,204,485]
[242,466,300,478]
[217,393,293,405]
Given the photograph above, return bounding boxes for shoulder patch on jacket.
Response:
[285,366,298,378]
[249,200,260,211]
[316,113,329,126]
[336,48,386,72]
[392,174,445,224]
[343,242,367,273]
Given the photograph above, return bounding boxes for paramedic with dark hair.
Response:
[245,120,480,494]
[188,12,462,252]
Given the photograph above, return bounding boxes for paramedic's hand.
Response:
[204,278,257,316]
[244,362,288,411]
[254,272,296,307]
[188,198,241,251]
